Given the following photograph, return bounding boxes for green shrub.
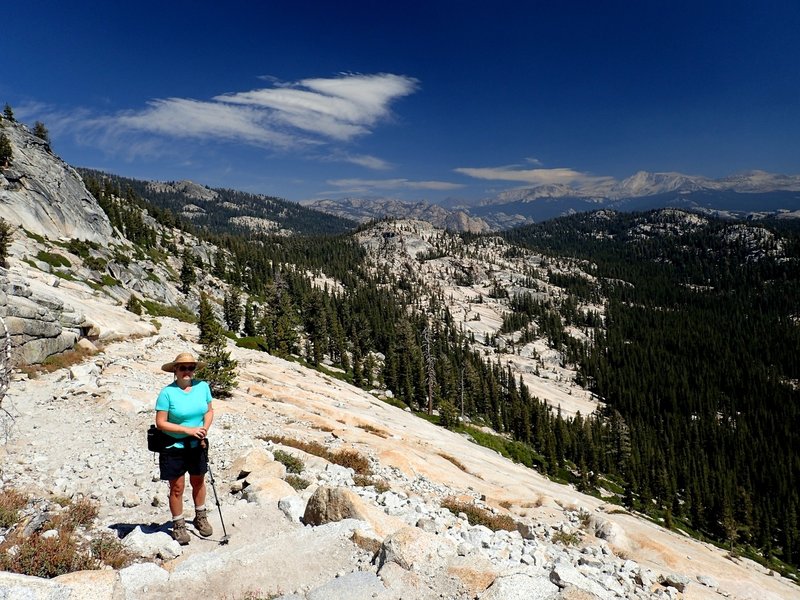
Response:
[236,336,269,351]
[0,218,12,266]
[140,299,197,323]
[64,238,99,259]
[553,530,581,546]
[84,256,107,271]
[36,251,71,268]
[272,449,304,474]
[126,295,143,315]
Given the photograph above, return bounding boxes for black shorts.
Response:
[159,445,208,481]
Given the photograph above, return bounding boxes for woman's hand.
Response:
[186,426,208,439]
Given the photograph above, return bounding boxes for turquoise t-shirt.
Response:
[155,380,212,449]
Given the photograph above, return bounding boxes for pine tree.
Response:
[125,294,143,315]
[197,332,238,398]
[179,248,196,295]
[223,287,243,333]
[212,249,226,279]
[197,292,219,346]
[243,300,257,337]
[2,104,14,122]
[0,133,12,168]
[32,121,50,144]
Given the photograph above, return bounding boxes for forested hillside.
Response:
[77,168,356,236]
[504,209,800,571]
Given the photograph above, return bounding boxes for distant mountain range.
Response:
[306,171,800,232]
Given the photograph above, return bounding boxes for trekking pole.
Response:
[203,441,230,545]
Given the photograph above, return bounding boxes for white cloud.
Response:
[216,73,418,141]
[327,178,464,193]
[25,73,418,160]
[454,164,613,186]
[339,154,393,170]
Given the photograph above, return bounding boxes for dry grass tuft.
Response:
[499,500,512,510]
[259,434,372,475]
[90,532,134,569]
[353,475,391,494]
[19,345,100,378]
[0,489,27,528]
[438,453,468,472]
[284,474,311,491]
[357,423,389,438]
[441,497,517,532]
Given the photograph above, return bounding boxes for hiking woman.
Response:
[155,352,214,544]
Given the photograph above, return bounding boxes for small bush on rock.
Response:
[273,449,304,474]
[36,250,71,269]
[553,530,581,546]
[0,533,96,578]
[0,489,27,528]
[90,532,134,569]
[284,475,311,490]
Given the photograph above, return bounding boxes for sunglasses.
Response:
[177,365,197,372]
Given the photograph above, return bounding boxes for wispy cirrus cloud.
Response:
[337,153,393,170]
[24,73,418,163]
[327,177,464,194]
[454,163,614,187]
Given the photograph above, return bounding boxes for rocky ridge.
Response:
[304,197,490,233]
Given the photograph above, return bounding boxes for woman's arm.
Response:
[203,401,214,432]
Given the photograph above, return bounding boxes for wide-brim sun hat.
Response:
[161,352,206,373]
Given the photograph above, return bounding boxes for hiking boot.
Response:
[172,518,190,545]
[193,509,213,537]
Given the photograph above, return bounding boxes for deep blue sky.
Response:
[3,1,799,203]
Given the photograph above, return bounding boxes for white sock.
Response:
[195,505,206,512]
[172,514,184,522]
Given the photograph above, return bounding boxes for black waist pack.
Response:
[147,425,172,453]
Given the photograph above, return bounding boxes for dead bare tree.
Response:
[0,315,9,408]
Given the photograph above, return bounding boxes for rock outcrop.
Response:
[0,121,114,243]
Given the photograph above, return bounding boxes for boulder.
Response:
[377,525,456,574]
[0,570,72,598]
[659,572,691,592]
[306,571,385,600]
[278,494,306,522]
[243,476,296,506]
[479,572,559,600]
[117,562,170,594]
[231,447,276,479]
[447,554,498,597]
[303,486,405,538]
[123,526,183,559]
[587,515,631,553]
[53,569,123,600]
